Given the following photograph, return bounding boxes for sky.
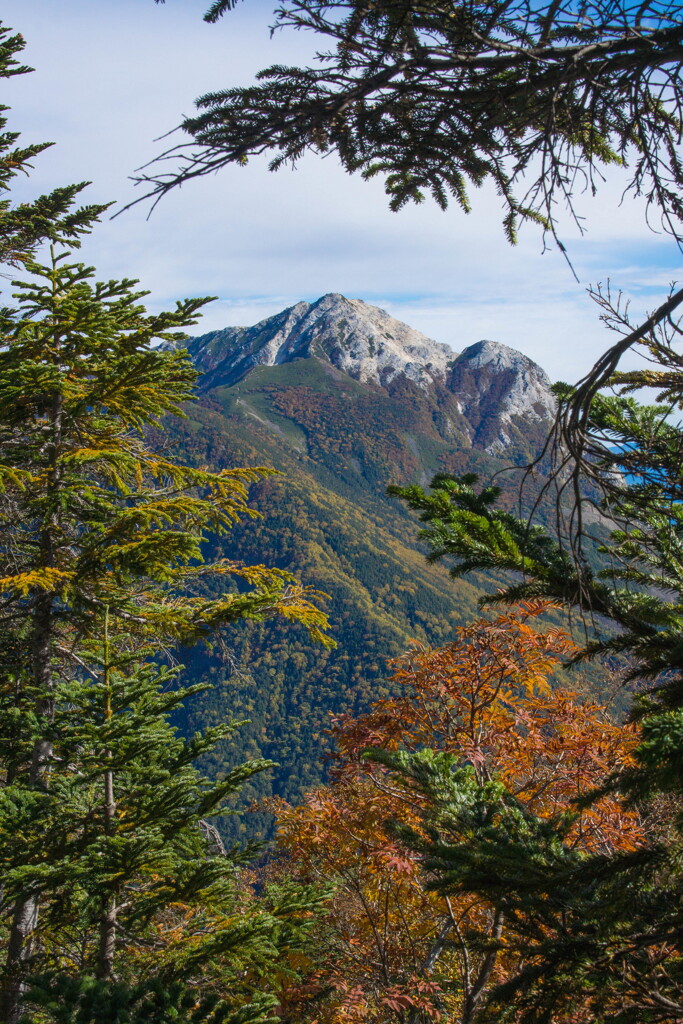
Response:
[2,0,681,382]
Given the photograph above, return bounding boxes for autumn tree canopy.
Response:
[272,605,642,1023]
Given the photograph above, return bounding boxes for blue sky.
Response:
[3,0,681,381]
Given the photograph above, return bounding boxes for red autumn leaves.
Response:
[270,603,642,1023]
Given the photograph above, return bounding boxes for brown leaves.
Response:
[271,603,643,1021]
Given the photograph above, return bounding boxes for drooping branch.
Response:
[135,0,683,252]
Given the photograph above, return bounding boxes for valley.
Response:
[161,294,583,835]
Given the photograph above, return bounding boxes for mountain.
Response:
[186,293,453,388]
[183,293,555,459]
[163,295,576,838]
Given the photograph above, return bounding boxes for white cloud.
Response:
[1,0,680,383]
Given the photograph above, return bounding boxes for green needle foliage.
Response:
[370,747,680,1024]
[144,1,683,252]
[388,357,683,1019]
[0,25,108,269]
[389,388,683,705]
[0,248,330,1019]
[390,406,683,789]
[1,615,327,1022]
[0,249,329,651]
[20,975,279,1024]
[0,20,331,1020]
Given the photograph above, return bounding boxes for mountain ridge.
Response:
[185,294,556,454]
[187,293,453,391]
[163,295,581,836]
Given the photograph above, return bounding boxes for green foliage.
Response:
[371,748,581,902]
[373,746,679,1024]
[143,1,683,252]
[0,248,333,1018]
[21,975,276,1024]
[0,252,330,670]
[159,356,610,839]
[390,403,683,700]
[0,24,109,269]
[388,376,683,1019]
[0,34,331,1015]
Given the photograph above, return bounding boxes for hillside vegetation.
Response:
[160,309,610,833]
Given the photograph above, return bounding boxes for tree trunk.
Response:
[2,385,62,1022]
[1,899,40,1024]
[1,592,55,1023]
[462,909,504,1024]
[97,612,117,982]
[97,765,117,981]
[406,918,453,1024]
[97,893,117,982]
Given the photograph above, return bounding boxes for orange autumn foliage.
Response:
[271,603,643,1024]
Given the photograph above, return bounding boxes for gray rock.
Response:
[185,294,556,449]
[450,339,555,422]
[188,293,453,389]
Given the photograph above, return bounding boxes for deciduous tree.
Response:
[272,604,641,1023]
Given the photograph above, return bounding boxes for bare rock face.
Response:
[187,293,453,389]
[447,340,555,451]
[185,295,555,452]
[452,340,554,418]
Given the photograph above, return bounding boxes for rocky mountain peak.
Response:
[187,293,454,390]
[184,296,556,454]
[301,293,454,386]
[458,338,533,370]
[448,338,555,451]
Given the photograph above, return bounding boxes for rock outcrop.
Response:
[187,293,454,390]
[185,293,555,452]
[447,340,555,451]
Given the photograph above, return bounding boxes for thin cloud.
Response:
[1,0,678,384]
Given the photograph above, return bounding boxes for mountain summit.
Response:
[187,293,454,390]
[448,339,555,449]
[168,295,564,828]
[185,294,555,454]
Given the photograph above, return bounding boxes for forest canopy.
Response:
[2,4,683,1022]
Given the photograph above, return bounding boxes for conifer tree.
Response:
[0,248,329,1020]
[0,19,330,1020]
[1,611,326,1023]
[0,25,108,268]
[388,354,683,1019]
[146,0,683,254]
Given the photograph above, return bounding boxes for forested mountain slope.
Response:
[163,295,563,836]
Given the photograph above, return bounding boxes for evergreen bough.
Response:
[389,372,683,1020]
[0,21,330,1021]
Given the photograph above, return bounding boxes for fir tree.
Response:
[0,248,329,1020]
[1,611,327,1022]
[0,20,331,1019]
[388,350,683,1019]
[0,24,108,269]
[144,0,683,253]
